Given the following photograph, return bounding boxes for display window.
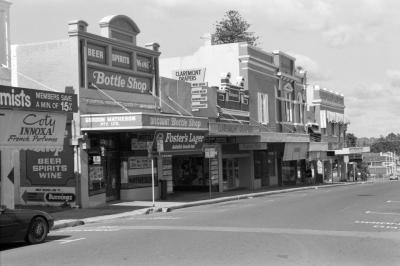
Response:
[88,155,106,195]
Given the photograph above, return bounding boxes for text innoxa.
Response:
[91,71,149,93]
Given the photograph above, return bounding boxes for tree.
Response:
[345,133,357,147]
[370,133,400,154]
[213,10,259,46]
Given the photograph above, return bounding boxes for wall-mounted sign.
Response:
[155,131,205,152]
[0,110,66,149]
[0,85,77,112]
[20,186,76,206]
[204,147,217,158]
[112,49,132,69]
[191,87,208,111]
[173,68,206,83]
[87,43,107,65]
[87,67,151,94]
[136,55,152,73]
[26,145,74,186]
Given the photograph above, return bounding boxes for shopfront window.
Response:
[88,155,106,195]
[282,161,297,185]
[127,156,157,188]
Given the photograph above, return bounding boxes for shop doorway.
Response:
[222,158,239,190]
[105,151,120,201]
[172,155,211,191]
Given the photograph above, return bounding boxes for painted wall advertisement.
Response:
[87,67,152,94]
[25,147,74,187]
[0,109,67,150]
[20,134,76,205]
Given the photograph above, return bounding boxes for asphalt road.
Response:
[2,181,400,266]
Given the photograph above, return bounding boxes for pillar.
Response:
[1,149,15,209]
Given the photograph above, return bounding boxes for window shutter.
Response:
[263,93,269,124]
[257,92,262,123]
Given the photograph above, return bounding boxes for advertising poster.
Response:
[25,145,74,187]
[0,109,67,150]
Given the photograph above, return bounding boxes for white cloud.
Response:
[386,69,400,88]
[322,25,353,47]
[345,79,400,137]
[289,53,331,81]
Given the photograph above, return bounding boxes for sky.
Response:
[9,0,400,138]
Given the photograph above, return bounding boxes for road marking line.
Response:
[365,210,400,216]
[355,220,400,226]
[57,238,86,244]
[386,200,400,203]
[114,225,400,240]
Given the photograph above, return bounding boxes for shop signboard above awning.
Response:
[283,142,309,161]
[80,112,209,131]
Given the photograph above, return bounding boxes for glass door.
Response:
[223,158,239,190]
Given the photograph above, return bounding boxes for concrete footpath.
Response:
[49,181,371,230]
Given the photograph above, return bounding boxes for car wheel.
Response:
[26,216,48,244]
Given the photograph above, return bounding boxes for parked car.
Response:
[0,205,54,244]
[389,174,399,180]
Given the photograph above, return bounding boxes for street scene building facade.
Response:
[161,39,310,191]
[306,85,347,182]
[11,15,211,207]
[2,12,385,210]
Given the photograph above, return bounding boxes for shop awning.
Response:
[283,142,309,161]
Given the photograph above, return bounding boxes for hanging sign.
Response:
[155,131,205,152]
